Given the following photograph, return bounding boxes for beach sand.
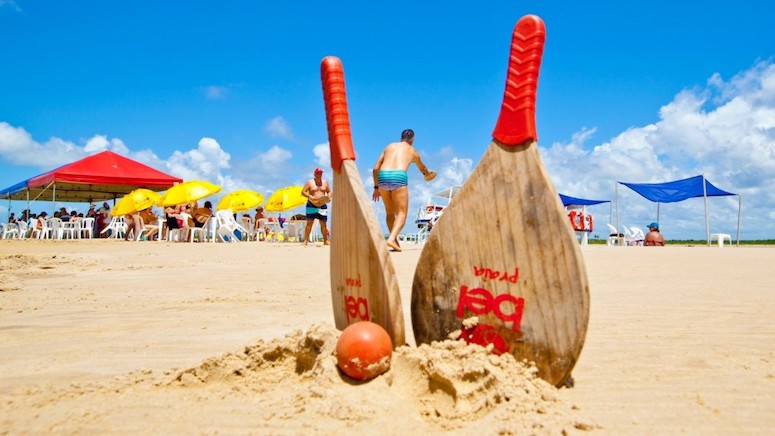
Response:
[1,240,773,434]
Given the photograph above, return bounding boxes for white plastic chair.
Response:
[79,217,95,239]
[1,223,18,239]
[27,219,43,239]
[606,223,624,246]
[215,210,243,242]
[255,218,268,241]
[41,217,62,239]
[285,220,305,242]
[240,216,257,241]
[28,222,42,239]
[628,226,645,246]
[17,220,30,239]
[188,217,215,242]
[710,233,732,247]
[131,214,158,241]
[265,220,285,242]
[101,217,127,239]
[59,218,81,239]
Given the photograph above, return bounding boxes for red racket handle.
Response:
[492,15,546,146]
[321,56,356,172]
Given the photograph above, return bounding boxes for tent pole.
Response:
[657,203,660,224]
[615,182,622,247]
[609,193,615,234]
[702,174,710,246]
[736,194,742,246]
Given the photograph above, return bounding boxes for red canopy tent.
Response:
[1,150,182,203]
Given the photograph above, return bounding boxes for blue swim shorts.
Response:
[305,201,328,222]
[377,170,408,191]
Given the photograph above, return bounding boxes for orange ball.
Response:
[336,321,393,380]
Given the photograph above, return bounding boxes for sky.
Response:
[1,1,774,240]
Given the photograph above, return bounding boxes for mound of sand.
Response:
[167,324,594,433]
[1,324,592,433]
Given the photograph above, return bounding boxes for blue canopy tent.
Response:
[559,194,610,207]
[616,175,741,245]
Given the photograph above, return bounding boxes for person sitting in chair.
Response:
[192,201,213,228]
[644,222,665,246]
[139,207,160,241]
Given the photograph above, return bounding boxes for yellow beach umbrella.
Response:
[111,188,161,216]
[264,186,307,212]
[158,180,222,207]
[216,189,265,212]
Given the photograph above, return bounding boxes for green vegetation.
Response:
[584,237,775,246]
[667,239,775,246]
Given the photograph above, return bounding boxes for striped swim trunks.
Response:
[377,170,408,191]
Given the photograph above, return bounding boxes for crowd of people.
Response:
[4,128,439,245]
[6,202,113,238]
[121,201,214,241]
[5,198,320,243]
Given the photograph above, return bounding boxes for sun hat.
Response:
[647,222,659,230]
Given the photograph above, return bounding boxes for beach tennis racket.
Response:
[411,15,589,387]
[321,56,406,347]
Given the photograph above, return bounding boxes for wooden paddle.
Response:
[410,15,589,387]
[321,56,406,347]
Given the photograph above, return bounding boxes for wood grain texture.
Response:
[412,142,589,385]
[321,56,405,347]
[411,16,589,387]
[330,161,405,346]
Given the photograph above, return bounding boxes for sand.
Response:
[0,240,773,434]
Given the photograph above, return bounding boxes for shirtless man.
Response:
[644,222,665,246]
[301,168,332,245]
[372,129,436,252]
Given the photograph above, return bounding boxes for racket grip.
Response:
[492,15,546,146]
[321,56,356,172]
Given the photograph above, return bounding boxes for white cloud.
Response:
[374,60,775,240]
[0,123,131,169]
[226,144,298,191]
[204,85,227,100]
[3,61,773,239]
[263,116,294,140]
[541,60,775,240]
[0,125,269,210]
[260,145,292,165]
[313,143,330,168]
[166,137,233,186]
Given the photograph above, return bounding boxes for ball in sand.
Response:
[336,321,393,380]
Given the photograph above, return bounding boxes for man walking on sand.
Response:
[372,129,436,252]
[302,168,332,245]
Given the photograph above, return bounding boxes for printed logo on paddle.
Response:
[338,273,370,322]
[457,265,524,354]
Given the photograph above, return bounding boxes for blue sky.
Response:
[1,1,774,240]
